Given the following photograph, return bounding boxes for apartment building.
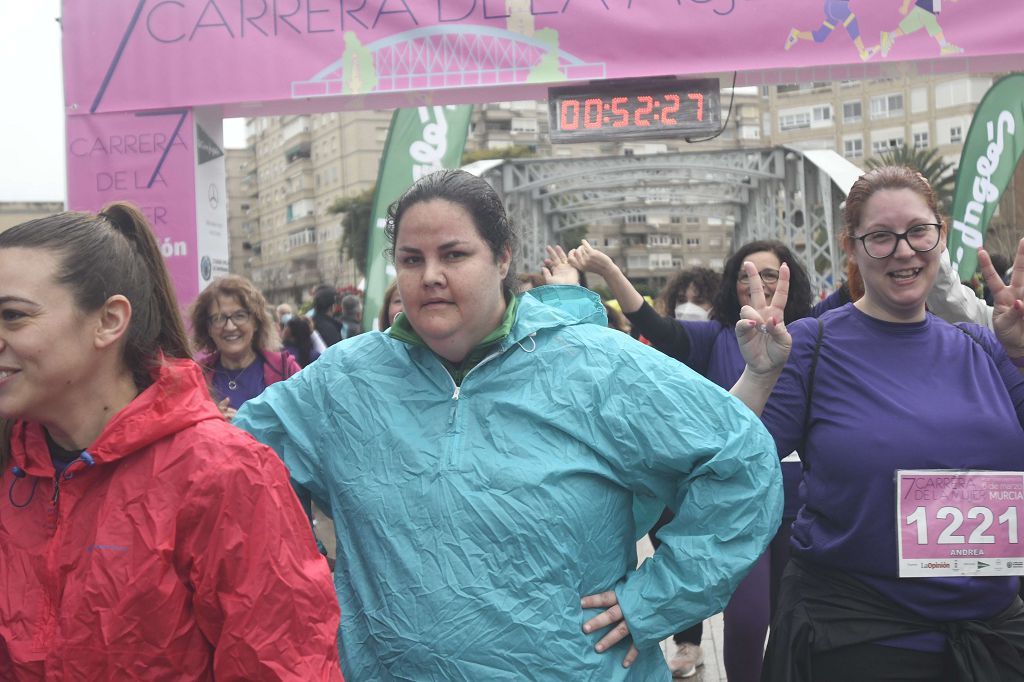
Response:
[764,74,991,167]
[230,111,392,307]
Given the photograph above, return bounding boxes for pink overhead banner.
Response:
[63,0,1024,116]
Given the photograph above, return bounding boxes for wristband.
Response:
[1011,356,1024,368]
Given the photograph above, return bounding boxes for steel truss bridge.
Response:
[473,146,861,293]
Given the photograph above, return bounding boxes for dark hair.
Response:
[385,169,518,298]
[378,280,400,331]
[284,316,315,367]
[843,166,943,239]
[710,240,814,326]
[313,286,338,314]
[189,275,279,355]
[658,267,721,316]
[0,203,190,465]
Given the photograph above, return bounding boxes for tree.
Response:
[328,186,376,278]
[866,146,956,216]
[461,145,536,165]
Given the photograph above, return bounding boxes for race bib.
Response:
[896,470,1024,578]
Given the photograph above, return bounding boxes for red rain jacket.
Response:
[0,358,343,680]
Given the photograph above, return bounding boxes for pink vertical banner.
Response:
[66,109,201,305]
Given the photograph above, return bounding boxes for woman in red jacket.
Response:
[0,203,342,680]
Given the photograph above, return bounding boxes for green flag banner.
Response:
[949,73,1024,280]
[363,105,475,329]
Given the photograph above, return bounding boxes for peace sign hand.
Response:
[980,238,1024,360]
[735,261,792,376]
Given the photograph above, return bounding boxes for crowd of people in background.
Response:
[1,166,1023,680]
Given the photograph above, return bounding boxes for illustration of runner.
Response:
[784,1,878,62]
[878,0,962,57]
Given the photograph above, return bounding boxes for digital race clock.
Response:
[548,77,721,143]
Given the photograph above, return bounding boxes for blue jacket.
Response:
[235,285,782,681]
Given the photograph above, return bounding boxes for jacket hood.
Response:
[10,358,222,476]
[502,285,608,349]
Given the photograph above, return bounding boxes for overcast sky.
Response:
[0,1,245,204]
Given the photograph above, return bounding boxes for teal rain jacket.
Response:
[235,285,783,681]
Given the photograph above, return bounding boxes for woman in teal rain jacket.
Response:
[235,169,789,681]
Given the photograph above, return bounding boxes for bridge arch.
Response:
[470,146,862,293]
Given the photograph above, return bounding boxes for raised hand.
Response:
[736,261,792,376]
[541,244,582,285]
[567,239,617,278]
[980,238,1024,360]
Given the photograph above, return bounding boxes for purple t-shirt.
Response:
[762,304,1024,648]
[211,358,266,411]
[680,320,744,389]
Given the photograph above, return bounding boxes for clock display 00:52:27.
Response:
[547,77,721,142]
[557,93,704,131]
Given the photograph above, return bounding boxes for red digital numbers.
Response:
[611,97,628,127]
[688,92,704,121]
[583,98,603,129]
[560,99,581,131]
[561,91,706,132]
[662,94,680,125]
[634,96,653,127]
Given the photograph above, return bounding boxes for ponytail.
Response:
[100,203,191,365]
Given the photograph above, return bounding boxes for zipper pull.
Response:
[452,386,461,400]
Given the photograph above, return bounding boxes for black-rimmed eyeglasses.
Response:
[738,268,780,285]
[851,223,942,259]
[208,310,251,328]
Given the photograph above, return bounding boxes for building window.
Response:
[812,105,832,123]
[872,136,904,155]
[626,214,647,224]
[913,131,930,149]
[950,125,963,143]
[844,138,864,158]
[779,111,811,131]
[650,253,674,269]
[870,93,905,119]
[685,237,701,247]
[842,101,862,122]
[288,227,316,249]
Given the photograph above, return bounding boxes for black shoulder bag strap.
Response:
[799,317,825,472]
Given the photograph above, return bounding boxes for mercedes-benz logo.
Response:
[208,183,219,209]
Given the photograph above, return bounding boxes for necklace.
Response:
[218,360,256,392]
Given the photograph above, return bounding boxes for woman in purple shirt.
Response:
[761,166,1024,681]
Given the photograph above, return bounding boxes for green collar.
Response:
[389,295,518,385]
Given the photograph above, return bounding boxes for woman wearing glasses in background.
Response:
[190,276,301,420]
[761,166,1024,680]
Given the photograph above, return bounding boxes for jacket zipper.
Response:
[441,349,504,470]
